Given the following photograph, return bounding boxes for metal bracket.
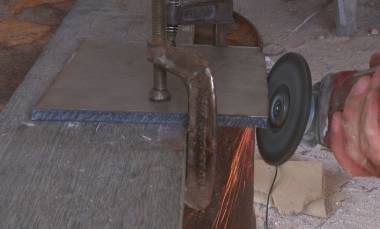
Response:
[149,0,233,210]
[148,42,217,210]
[167,1,233,26]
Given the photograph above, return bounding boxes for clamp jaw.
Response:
[148,0,234,210]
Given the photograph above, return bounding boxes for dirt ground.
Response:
[0,0,379,228]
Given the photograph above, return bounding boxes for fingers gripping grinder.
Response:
[304,53,380,149]
[301,68,378,148]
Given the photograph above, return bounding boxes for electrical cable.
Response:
[265,166,278,229]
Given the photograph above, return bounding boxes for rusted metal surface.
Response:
[214,24,228,46]
[213,0,233,46]
[148,42,217,210]
[194,12,263,48]
[184,128,256,229]
[148,0,237,210]
[166,0,234,47]
[181,7,258,225]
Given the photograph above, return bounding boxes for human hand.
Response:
[329,69,380,176]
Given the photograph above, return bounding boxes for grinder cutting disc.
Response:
[257,53,312,165]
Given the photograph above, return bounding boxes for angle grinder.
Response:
[257,52,312,165]
[301,68,378,148]
[257,52,376,166]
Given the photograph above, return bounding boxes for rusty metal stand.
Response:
[148,0,234,210]
[183,11,260,228]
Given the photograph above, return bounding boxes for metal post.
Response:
[214,24,227,46]
[167,0,180,46]
[336,0,358,36]
[150,0,171,101]
[214,0,232,46]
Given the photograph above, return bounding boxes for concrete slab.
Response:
[0,1,187,228]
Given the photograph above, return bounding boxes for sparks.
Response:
[212,128,254,229]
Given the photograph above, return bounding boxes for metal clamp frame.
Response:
[148,43,217,210]
[148,0,233,210]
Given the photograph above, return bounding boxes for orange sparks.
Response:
[212,128,254,229]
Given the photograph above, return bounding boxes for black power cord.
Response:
[265,166,278,229]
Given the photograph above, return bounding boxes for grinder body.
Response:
[302,69,377,148]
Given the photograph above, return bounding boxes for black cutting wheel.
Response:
[257,53,312,166]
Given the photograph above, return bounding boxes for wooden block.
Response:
[254,159,326,217]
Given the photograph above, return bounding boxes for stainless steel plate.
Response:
[33,40,268,127]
